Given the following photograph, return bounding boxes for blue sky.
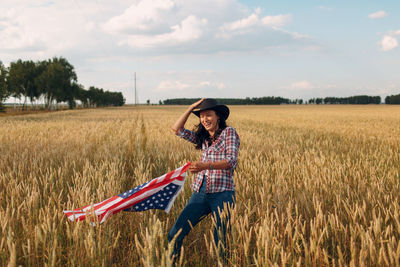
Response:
[1,0,399,103]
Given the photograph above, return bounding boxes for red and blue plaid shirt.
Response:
[177,126,240,193]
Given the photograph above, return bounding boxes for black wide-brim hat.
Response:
[192,98,230,120]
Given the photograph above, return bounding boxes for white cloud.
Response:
[199,81,211,86]
[376,29,400,52]
[261,14,292,27]
[220,11,291,34]
[102,0,175,34]
[226,13,259,31]
[381,35,398,51]
[221,10,260,32]
[216,82,226,89]
[102,1,302,52]
[0,2,103,59]
[156,80,190,91]
[156,79,225,92]
[0,0,313,60]
[387,30,400,36]
[85,22,96,32]
[368,11,388,19]
[0,8,45,51]
[199,81,225,89]
[119,15,207,48]
[290,80,314,89]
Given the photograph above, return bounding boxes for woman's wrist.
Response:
[200,162,211,171]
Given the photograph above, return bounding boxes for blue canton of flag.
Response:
[123,184,180,212]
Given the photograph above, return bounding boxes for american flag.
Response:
[63,162,191,224]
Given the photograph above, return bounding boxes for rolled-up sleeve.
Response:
[176,128,197,144]
[224,127,240,169]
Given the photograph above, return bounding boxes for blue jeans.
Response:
[168,177,235,259]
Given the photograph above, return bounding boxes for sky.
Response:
[1,0,399,104]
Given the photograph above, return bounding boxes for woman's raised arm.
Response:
[172,98,204,134]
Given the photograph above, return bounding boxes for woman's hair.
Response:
[193,109,227,150]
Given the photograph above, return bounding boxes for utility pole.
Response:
[134,72,137,106]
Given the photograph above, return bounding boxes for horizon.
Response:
[1,0,400,104]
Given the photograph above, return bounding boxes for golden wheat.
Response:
[1,105,399,266]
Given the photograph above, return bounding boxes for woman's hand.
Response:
[189,161,208,173]
[172,98,205,134]
[190,98,205,110]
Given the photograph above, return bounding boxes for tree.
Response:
[115,92,125,106]
[87,86,102,107]
[85,87,125,107]
[74,84,89,107]
[0,61,9,111]
[36,57,77,109]
[8,59,41,110]
[385,94,400,104]
[51,57,77,108]
[35,60,53,109]
[323,95,381,104]
[3,57,126,111]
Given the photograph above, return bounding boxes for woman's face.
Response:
[200,109,219,133]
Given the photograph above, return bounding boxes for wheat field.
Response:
[1,105,400,266]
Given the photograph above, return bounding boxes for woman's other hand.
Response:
[189,161,207,173]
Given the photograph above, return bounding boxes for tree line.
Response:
[162,97,296,105]
[309,95,381,104]
[385,94,400,104]
[0,57,125,111]
[161,95,393,105]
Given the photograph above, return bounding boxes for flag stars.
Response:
[122,174,181,213]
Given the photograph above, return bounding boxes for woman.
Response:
[168,98,240,261]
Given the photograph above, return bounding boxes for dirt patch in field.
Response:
[0,107,70,117]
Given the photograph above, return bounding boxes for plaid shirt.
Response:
[177,126,240,193]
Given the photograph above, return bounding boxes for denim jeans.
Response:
[168,176,235,260]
